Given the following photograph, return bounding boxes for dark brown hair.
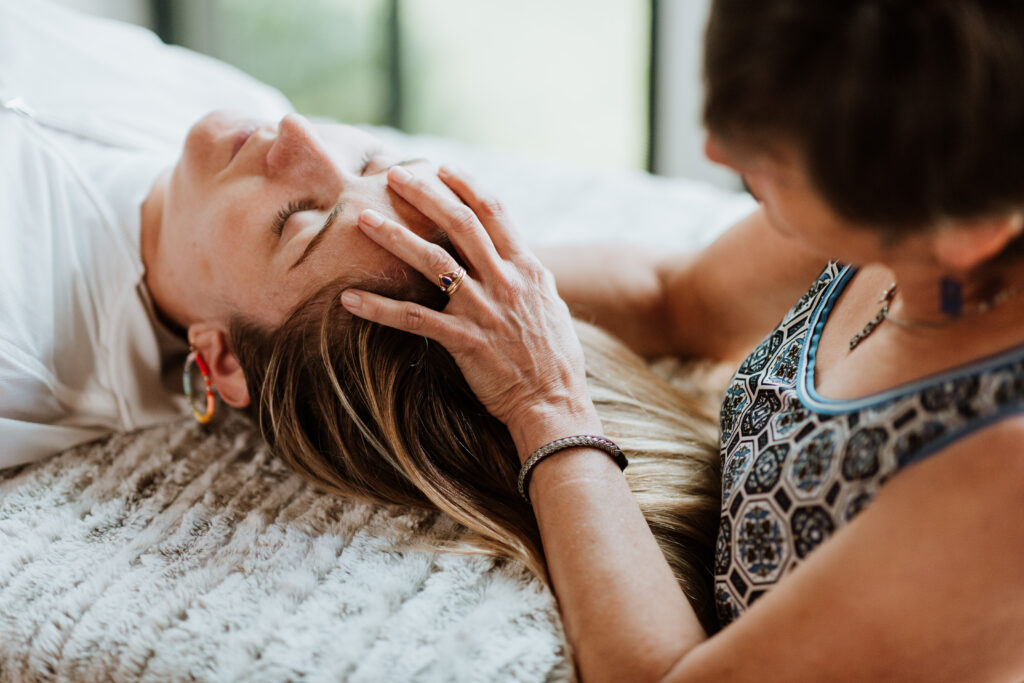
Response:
[703,0,1024,234]
[229,243,723,634]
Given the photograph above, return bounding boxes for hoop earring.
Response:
[183,346,216,424]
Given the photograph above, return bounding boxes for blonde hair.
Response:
[230,256,721,633]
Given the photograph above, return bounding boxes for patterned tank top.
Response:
[714,262,1024,628]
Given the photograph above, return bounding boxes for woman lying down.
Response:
[0,108,723,634]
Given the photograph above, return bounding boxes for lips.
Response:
[229,125,259,163]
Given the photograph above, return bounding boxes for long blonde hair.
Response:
[230,252,722,633]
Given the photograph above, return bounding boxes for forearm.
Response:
[512,408,704,683]
[536,243,688,358]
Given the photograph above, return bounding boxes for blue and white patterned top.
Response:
[714,262,1024,627]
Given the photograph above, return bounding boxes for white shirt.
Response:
[0,0,292,467]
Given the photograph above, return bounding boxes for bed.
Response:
[0,3,753,681]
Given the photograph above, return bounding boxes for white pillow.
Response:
[0,0,293,152]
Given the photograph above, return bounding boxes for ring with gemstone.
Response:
[437,267,466,296]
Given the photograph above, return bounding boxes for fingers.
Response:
[436,165,523,257]
[340,288,465,347]
[387,165,503,274]
[358,209,468,290]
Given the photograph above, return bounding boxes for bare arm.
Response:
[537,207,827,362]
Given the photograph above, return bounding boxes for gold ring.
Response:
[438,267,466,296]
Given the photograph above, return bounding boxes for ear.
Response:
[933,212,1024,271]
[187,323,250,408]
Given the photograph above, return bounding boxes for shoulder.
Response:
[956,411,1024,448]
[915,412,1024,483]
[660,206,829,361]
[873,412,1024,555]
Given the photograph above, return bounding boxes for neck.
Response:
[140,168,190,338]
[882,258,1024,327]
[139,168,166,278]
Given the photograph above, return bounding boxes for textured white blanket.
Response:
[0,414,571,682]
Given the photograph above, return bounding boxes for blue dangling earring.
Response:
[940,277,963,318]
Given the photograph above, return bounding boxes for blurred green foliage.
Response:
[181,0,649,170]
[210,0,390,125]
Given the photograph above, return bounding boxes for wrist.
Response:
[508,400,604,464]
[517,434,627,503]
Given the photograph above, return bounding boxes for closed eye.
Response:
[271,198,316,237]
[359,147,384,175]
[286,156,428,271]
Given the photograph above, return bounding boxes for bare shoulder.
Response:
[658,206,828,362]
[868,412,1024,563]
[865,415,1024,601]
[906,412,1024,491]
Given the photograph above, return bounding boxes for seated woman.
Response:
[1,105,723,633]
[340,1,1024,679]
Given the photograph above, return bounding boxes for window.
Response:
[160,0,651,171]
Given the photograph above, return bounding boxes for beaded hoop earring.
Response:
[183,346,216,424]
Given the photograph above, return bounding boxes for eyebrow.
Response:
[287,157,427,271]
[290,201,342,271]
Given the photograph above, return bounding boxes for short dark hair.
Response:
[703,1,1024,233]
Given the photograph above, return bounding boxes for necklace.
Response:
[848,283,897,350]
[848,280,1024,351]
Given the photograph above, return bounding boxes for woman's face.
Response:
[150,111,438,327]
[704,133,890,263]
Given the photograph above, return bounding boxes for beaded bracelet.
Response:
[517,435,628,504]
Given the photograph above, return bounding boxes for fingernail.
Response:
[360,209,384,228]
[438,164,458,178]
[341,291,361,311]
[388,165,412,184]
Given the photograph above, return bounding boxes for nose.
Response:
[704,133,732,167]
[266,113,337,183]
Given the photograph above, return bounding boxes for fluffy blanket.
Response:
[0,126,750,682]
[0,414,569,682]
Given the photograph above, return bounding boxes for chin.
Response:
[182,110,246,174]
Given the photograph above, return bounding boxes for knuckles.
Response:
[518,258,551,284]
[499,276,525,303]
[476,196,506,220]
[427,247,454,275]
[402,304,425,331]
[448,206,479,234]
[483,263,515,293]
[537,267,558,290]
[381,224,404,247]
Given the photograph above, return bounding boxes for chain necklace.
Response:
[848,280,1024,351]
[848,283,897,350]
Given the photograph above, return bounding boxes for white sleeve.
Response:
[0,352,109,468]
[0,418,107,469]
